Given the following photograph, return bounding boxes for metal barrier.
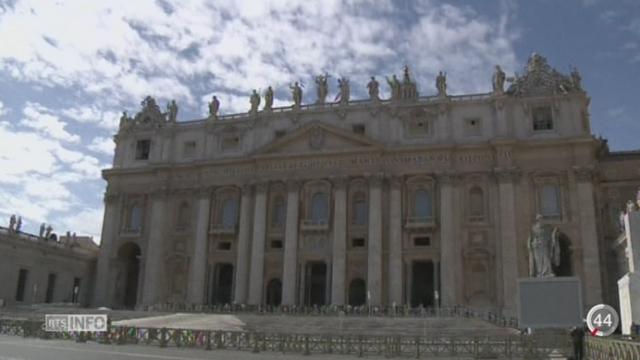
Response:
[585,335,640,360]
[0,319,571,358]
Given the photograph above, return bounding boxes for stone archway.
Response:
[117,242,141,309]
[348,278,366,306]
[266,279,282,306]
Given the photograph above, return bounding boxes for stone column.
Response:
[248,183,268,305]
[388,176,403,305]
[282,181,300,305]
[187,191,211,305]
[574,168,603,306]
[367,175,383,306]
[496,169,519,315]
[93,193,120,307]
[142,191,168,306]
[331,177,348,305]
[439,175,457,307]
[233,185,253,304]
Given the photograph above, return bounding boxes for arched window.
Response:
[271,196,286,227]
[221,198,238,228]
[469,187,484,221]
[176,201,190,229]
[352,192,367,225]
[541,184,561,217]
[311,192,329,223]
[129,204,142,231]
[414,189,432,219]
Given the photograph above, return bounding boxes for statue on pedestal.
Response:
[386,74,401,100]
[119,111,130,129]
[208,96,220,118]
[528,214,561,277]
[8,214,16,232]
[249,89,260,114]
[492,65,506,95]
[570,66,582,91]
[315,74,328,104]
[436,71,447,97]
[290,82,303,108]
[166,100,178,122]
[367,76,379,101]
[16,216,22,233]
[337,77,350,104]
[264,86,274,111]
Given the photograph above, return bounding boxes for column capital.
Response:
[387,174,403,189]
[364,172,384,187]
[253,182,268,193]
[329,175,349,188]
[103,192,120,204]
[195,187,212,198]
[437,172,461,186]
[286,179,301,192]
[573,166,595,182]
[149,186,170,199]
[241,183,253,194]
[493,167,521,183]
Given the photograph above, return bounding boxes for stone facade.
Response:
[0,227,98,307]
[94,54,640,316]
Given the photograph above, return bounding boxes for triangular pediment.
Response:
[253,121,382,156]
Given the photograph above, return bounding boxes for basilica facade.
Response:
[93,54,640,316]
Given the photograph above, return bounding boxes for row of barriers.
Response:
[142,303,520,328]
[1,318,572,358]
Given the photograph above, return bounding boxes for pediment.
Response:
[253,121,382,156]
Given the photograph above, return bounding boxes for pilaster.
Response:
[186,188,211,305]
[282,180,300,305]
[233,184,253,304]
[331,176,348,305]
[367,174,383,306]
[388,175,403,305]
[248,182,268,305]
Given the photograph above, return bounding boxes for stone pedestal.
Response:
[618,272,640,335]
[518,277,583,329]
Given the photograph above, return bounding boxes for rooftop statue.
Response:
[492,65,506,95]
[209,96,220,118]
[386,74,401,101]
[118,111,130,129]
[527,214,561,277]
[570,66,583,91]
[401,66,418,99]
[367,76,379,101]
[436,71,447,97]
[8,214,16,232]
[249,89,260,115]
[39,223,46,238]
[264,86,274,111]
[315,74,329,104]
[290,82,303,108]
[508,53,582,96]
[167,100,178,122]
[337,77,350,104]
[45,224,53,240]
[16,216,22,233]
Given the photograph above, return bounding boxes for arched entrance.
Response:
[117,242,141,309]
[348,278,366,306]
[266,279,282,306]
[305,262,327,306]
[211,263,234,305]
[411,261,434,307]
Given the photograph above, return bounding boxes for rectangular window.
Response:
[352,238,365,248]
[407,119,431,137]
[275,130,287,139]
[221,135,241,151]
[541,184,561,217]
[15,269,28,302]
[45,273,57,303]
[217,242,231,250]
[414,237,431,246]
[270,240,283,249]
[463,118,482,136]
[183,141,196,158]
[532,106,553,131]
[352,124,365,135]
[135,139,151,160]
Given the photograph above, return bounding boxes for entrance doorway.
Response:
[305,262,327,306]
[211,263,234,305]
[266,279,282,306]
[411,261,434,307]
[117,242,141,309]
[348,278,366,306]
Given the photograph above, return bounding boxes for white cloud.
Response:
[61,106,120,131]
[0,100,7,117]
[87,136,115,156]
[22,102,80,143]
[60,207,104,242]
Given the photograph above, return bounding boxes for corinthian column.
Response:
[367,174,383,306]
[248,183,268,305]
[282,181,300,305]
[187,190,211,305]
[496,168,519,315]
[574,167,603,306]
[93,193,120,307]
[439,174,457,307]
[331,177,348,305]
[142,190,168,306]
[388,176,403,305]
[233,185,253,304]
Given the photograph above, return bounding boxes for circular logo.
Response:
[586,304,619,337]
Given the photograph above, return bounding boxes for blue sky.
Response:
[0,0,638,242]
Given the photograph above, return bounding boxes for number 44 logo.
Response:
[586,304,619,337]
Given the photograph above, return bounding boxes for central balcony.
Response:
[300,219,329,232]
[209,223,237,235]
[404,216,437,230]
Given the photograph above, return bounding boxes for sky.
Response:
[0,0,638,243]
